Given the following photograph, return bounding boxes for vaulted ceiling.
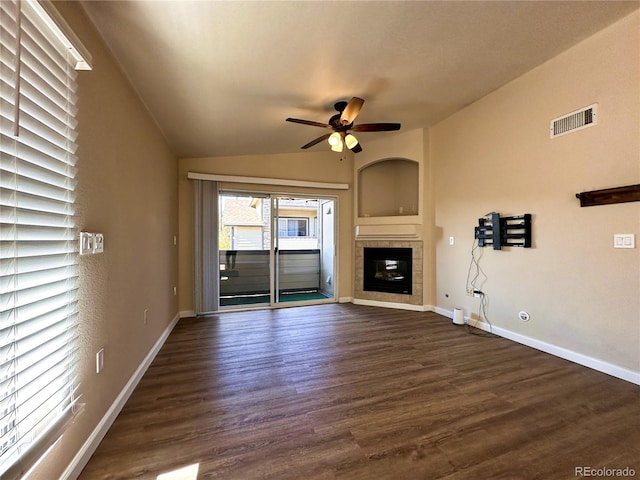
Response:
[81,1,639,158]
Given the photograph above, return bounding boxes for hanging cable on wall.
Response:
[464,238,496,337]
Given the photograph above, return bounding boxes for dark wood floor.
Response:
[79,304,640,480]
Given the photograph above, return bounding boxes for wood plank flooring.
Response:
[79,304,640,480]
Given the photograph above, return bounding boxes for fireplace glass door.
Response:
[363,247,412,295]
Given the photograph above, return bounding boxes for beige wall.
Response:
[178,152,353,313]
[431,11,639,372]
[30,3,179,479]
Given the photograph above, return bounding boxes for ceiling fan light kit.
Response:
[328,132,342,146]
[345,133,358,149]
[286,97,400,154]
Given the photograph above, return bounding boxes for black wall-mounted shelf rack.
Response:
[475,213,532,250]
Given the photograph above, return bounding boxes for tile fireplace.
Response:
[355,240,423,306]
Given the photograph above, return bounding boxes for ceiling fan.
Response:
[286,97,401,154]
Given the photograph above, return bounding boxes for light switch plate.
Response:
[80,232,94,255]
[614,233,635,249]
[93,233,104,253]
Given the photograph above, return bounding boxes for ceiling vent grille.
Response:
[550,104,597,138]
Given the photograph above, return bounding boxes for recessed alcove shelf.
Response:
[357,158,419,218]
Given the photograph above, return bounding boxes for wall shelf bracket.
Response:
[575,184,640,207]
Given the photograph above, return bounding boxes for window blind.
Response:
[0,1,90,477]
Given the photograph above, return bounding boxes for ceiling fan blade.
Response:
[352,122,401,132]
[286,118,332,129]
[350,143,363,154]
[301,133,331,149]
[340,97,365,125]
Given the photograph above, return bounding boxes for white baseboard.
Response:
[352,298,434,312]
[179,309,196,318]
[61,312,181,479]
[436,307,640,386]
[338,296,353,304]
[434,306,454,318]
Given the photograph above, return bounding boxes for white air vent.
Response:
[550,104,597,138]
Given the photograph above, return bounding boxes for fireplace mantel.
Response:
[355,224,419,239]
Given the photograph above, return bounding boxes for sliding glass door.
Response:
[217,191,336,309]
[218,193,271,307]
[273,196,335,304]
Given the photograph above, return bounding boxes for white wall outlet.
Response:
[144,308,149,324]
[80,232,94,255]
[173,286,177,296]
[96,348,104,373]
[93,233,104,253]
[614,234,635,249]
[449,236,455,246]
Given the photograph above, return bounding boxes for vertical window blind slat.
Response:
[0,1,90,477]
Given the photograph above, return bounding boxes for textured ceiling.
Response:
[81,1,639,158]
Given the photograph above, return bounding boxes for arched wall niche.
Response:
[357,157,419,218]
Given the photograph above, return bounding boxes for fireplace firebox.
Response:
[363,247,412,295]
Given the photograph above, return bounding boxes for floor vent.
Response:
[550,104,597,138]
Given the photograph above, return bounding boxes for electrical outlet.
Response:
[144,308,149,324]
[614,234,635,249]
[96,348,104,373]
[173,286,177,296]
[518,311,530,322]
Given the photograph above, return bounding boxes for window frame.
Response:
[278,217,309,238]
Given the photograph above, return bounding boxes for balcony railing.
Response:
[219,249,320,296]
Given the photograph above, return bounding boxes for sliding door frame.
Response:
[218,187,339,310]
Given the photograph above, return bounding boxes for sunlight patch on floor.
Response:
[157,463,199,480]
